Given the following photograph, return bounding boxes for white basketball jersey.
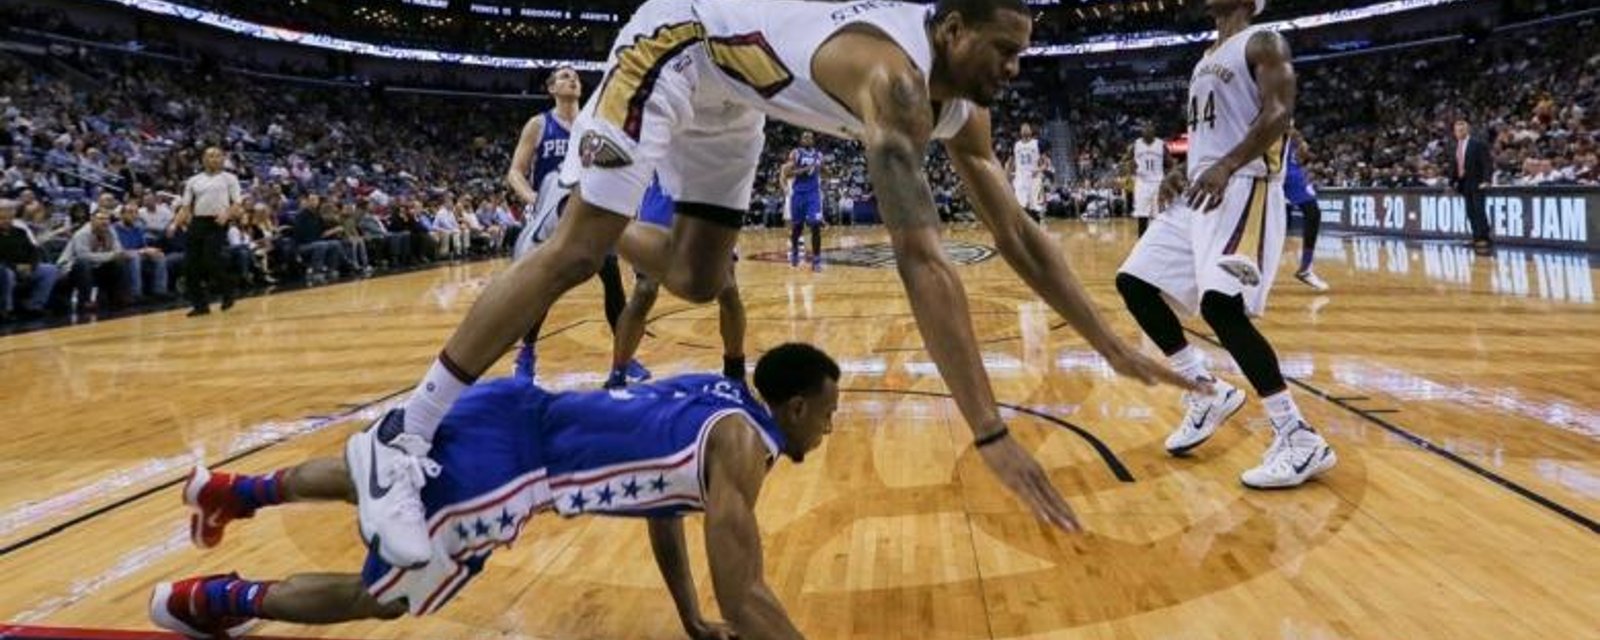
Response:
[1133,138,1165,183]
[1012,139,1040,180]
[1185,27,1287,181]
[692,0,974,141]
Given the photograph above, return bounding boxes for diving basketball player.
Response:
[783,131,827,272]
[1130,123,1170,237]
[1115,0,1336,489]
[1006,122,1046,219]
[1285,127,1329,291]
[505,66,634,379]
[363,0,1199,569]
[150,343,838,640]
[607,177,748,389]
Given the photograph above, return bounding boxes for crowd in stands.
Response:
[0,38,536,325]
[1068,14,1598,192]
[4,4,1598,326]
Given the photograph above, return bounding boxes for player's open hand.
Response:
[977,434,1081,533]
[1185,163,1233,212]
[687,619,739,640]
[1101,342,1209,393]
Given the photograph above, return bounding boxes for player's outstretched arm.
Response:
[703,417,804,640]
[945,110,1201,393]
[649,517,737,640]
[1186,30,1296,211]
[506,114,545,206]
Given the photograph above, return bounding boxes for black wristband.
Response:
[974,427,1010,448]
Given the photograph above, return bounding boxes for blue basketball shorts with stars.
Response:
[361,378,554,616]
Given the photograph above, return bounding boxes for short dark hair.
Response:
[932,0,1030,25]
[753,343,841,406]
[544,65,577,90]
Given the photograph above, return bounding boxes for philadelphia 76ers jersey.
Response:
[542,374,786,518]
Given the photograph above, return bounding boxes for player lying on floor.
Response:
[150,342,841,640]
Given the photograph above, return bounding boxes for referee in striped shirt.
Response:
[174,147,241,316]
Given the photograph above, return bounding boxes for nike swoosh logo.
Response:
[1191,405,1211,431]
[368,437,392,499]
[204,511,226,530]
[1293,447,1323,474]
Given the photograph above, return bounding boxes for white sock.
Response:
[402,357,473,442]
[1262,391,1303,434]
[1168,345,1211,382]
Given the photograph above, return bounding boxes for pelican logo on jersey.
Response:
[579,131,632,168]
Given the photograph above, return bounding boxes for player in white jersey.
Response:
[1006,123,1046,218]
[1128,122,1170,237]
[366,0,1200,569]
[1115,0,1336,489]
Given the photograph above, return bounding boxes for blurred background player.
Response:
[608,177,746,389]
[151,343,840,639]
[1115,0,1336,489]
[1284,126,1329,291]
[782,132,826,272]
[506,65,629,379]
[1130,123,1170,237]
[1006,123,1046,221]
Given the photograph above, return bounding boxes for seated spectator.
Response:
[355,201,410,268]
[336,201,372,275]
[138,192,176,239]
[57,209,131,310]
[0,199,60,321]
[430,197,463,260]
[112,202,176,301]
[292,200,348,284]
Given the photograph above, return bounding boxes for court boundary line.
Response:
[1182,327,1599,535]
[0,623,333,639]
[842,387,1135,482]
[0,319,596,560]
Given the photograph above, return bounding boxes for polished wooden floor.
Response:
[1,222,1596,639]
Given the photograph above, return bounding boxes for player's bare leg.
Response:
[365,192,629,568]
[617,210,739,303]
[717,267,747,379]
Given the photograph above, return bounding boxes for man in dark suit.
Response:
[1451,118,1493,251]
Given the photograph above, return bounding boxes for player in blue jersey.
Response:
[1284,127,1329,291]
[149,343,839,639]
[607,176,748,389]
[782,132,827,272]
[506,66,636,379]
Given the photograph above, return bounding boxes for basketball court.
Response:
[1,223,1595,639]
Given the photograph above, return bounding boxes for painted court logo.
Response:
[750,241,997,269]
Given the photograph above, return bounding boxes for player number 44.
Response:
[1188,91,1217,131]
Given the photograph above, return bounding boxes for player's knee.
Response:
[665,269,725,304]
[1199,291,1248,332]
[1116,272,1157,306]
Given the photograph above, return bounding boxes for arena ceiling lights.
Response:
[95,0,1467,69]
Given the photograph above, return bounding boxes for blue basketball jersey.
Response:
[638,175,675,228]
[1283,139,1317,205]
[791,148,824,194]
[543,374,784,518]
[530,110,571,189]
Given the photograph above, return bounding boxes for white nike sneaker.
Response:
[1295,270,1331,292]
[1241,423,1338,489]
[347,408,440,568]
[1164,379,1246,456]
